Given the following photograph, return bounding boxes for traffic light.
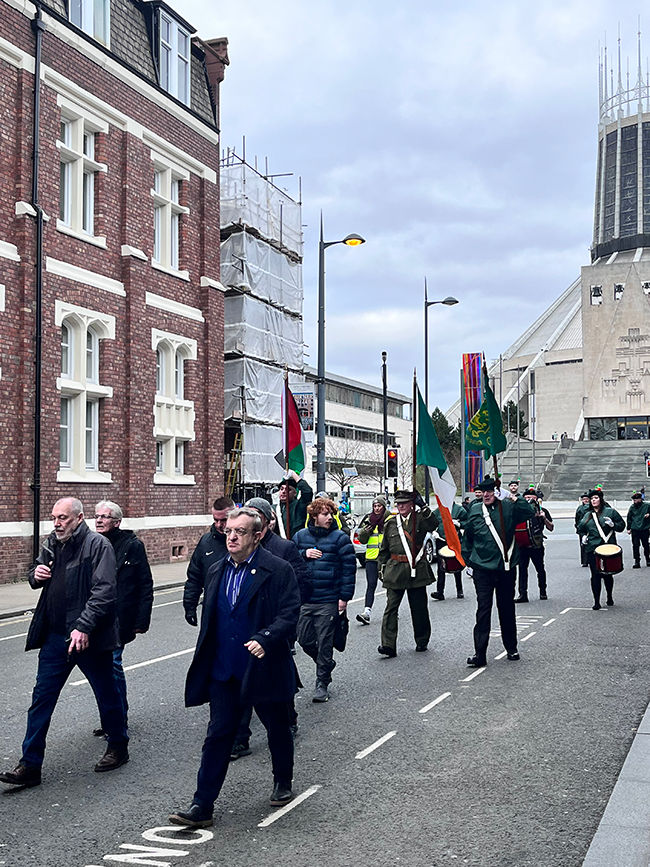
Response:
[386,447,398,478]
[646,460,650,478]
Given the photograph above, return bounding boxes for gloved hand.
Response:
[581,535,589,545]
[413,489,426,509]
[603,517,614,528]
[465,567,473,578]
[453,519,460,527]
[184,609,198,626]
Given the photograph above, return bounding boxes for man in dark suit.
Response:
[169,507,301,828]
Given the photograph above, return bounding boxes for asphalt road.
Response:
[2,519,650,867]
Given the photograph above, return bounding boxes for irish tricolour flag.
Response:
[415,387,464,566]
[282,381,307,475]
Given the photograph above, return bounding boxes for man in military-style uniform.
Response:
[626,491,650,568]
[574,492,591,567]
[377,490,438,657]
[462,476,535,667]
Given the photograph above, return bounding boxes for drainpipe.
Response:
[31,4,45,561]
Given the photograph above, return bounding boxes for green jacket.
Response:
[574,502,590,533]
[432,503,466,543]
[626,501,650,532]
[462,496,536,571]
[578,507,625,553]
[275,479,313,539]
[378,507,438,588]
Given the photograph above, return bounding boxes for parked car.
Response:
[351,522,367,567]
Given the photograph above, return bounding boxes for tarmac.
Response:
[1,511,649,867]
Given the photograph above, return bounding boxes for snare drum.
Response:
[515,519,543,549]
[594,544,624,575]
[438,545,463,573]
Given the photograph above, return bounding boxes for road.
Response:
[2,519,650,867]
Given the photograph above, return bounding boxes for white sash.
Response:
[592,512,613,544]
[482,503,515,571]
[396,514,425,578]
[275,504,287,539]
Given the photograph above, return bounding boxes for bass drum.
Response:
[594,544,623,575]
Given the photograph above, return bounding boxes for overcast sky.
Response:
[187,0,646,410]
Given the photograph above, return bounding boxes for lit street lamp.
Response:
[316,216,365,493]
[423,280,459,502]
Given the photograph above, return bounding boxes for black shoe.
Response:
[415,644,428,652]
[230,742,252,761]
[270,783,294,806]
[539,593,548,600]
[592,603,601,610]
[290,723,298,739]
[93,727,106,737]
[0,763,41,788]
[312,682,329,702]
[457,592,464,599]
[169,803,213,828]
[466,655,486,667]
[94,746,129,773]
[514,595,528,603]
[582,563,589,567]
[430,591,444,601]
[607,597,614,606]
[356,611,371,625]
[646,559,650,567]
[507,651,520,661]
[633,562,641,569]
[377,645,397,658]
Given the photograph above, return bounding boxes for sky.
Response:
[187,0,647,410]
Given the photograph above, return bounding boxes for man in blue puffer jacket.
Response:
[293,498,356,703]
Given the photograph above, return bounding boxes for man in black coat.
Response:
[169,507,301,829]
[183,496,234,625]
[0,498,128,789]
[94,500,154,732]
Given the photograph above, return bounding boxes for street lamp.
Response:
[316,215,366,493]
[382,351,388,495]
[423,279,459,502]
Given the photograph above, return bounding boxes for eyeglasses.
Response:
[224,528,251,538]
[94,515,116,521]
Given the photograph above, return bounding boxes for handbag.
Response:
[333,610,349,652]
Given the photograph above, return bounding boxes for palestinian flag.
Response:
[415,387,464,566]
[282,381,306,475]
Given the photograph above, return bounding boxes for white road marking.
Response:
[350,590,386,606]
[461,667,486,682]
[152,599,183,608]
[0,615,32,628]
[521,631,536,642]
[560,607,593,614]
[419,692,451,714]
[543,618,556,626]
[257,785,321,827]
[355,731,397,759]
[494,650,507,660]
[0,632,27,642]
[70,648,195,686]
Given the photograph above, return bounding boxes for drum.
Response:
[595,544,624,575]
[515,519,543,549]
[438,545,462,573]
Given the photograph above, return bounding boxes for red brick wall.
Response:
[0,2,225,583]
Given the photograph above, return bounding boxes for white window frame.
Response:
[152,328,196,485]
[159,12,190,106]
[58,110,108,247]
[56,301,115,483]
[69,0,110,46]
[150,156,189,279]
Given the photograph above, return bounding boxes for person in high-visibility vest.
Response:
[356,496,389,625]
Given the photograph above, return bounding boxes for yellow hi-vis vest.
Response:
[365,526,383,560]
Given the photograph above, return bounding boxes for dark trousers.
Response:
[381,586,431,649]
[518,546,547,597]
[297,602,338,685]
[471,567,517,661]
[21,632,128,768]
[631,529,650,563]
[587,552,614,604]
[364,559,379,609]
[579,538,588,566]
[234,699,298,747]
[112,646,128,724]
[194,677,293,811]
[436,541,463,596]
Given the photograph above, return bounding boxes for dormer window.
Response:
[160,13,190,105]
[69,0,110,46]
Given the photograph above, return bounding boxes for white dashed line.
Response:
[356,731,397,759]
[152,599,183,608]
[70,648,195,685]
[349,590,386,606]
[521,631,536,642]
[258,785,321,827]
[419,692,451,714]
[0,632,28,642]
[494,650,507,660]
[542,618,556,626]
[461,666,486,682]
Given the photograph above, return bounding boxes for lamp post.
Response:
[316,215,365,493]
[382,351,388,495]
[423,279,459,502]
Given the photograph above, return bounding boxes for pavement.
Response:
[2,517,650,866]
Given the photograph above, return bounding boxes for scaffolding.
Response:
[221,151,304,495]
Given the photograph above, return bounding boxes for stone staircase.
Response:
[497,438,563,490]
[548,440,650,500]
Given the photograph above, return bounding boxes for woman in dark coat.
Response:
[578,489,625,610]
[293,498,356,703]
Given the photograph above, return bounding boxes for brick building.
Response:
[0,0,229,582]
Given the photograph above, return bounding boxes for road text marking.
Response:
[258,785,321,827]
[419,692,451,714]
[71,648,195,685]
[356,731,397,759]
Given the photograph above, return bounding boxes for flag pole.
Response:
[283,367,292,539]
[484,361,508,564]
[411,369,418,577]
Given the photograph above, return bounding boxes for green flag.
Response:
[465,367,507,459]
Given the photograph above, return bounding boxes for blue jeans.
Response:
[21,632,128,768]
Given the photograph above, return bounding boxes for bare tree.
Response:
[325,437,382,490]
